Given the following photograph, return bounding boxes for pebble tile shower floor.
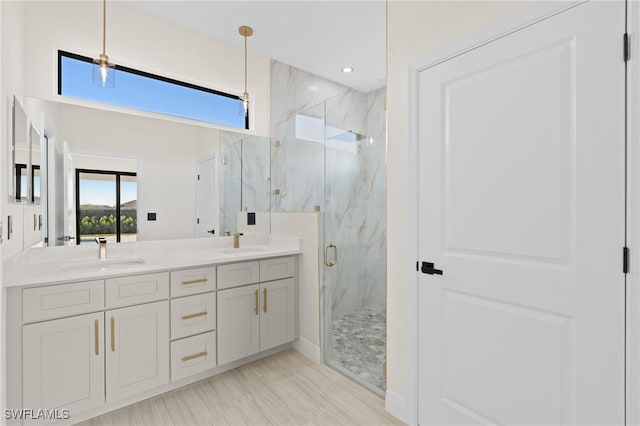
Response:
[330,307,386,391]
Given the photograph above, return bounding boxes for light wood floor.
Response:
[79,349,404,426]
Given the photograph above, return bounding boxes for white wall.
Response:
[55,102,219,242]
[0,0,27,415]
[1,1,26,260]
[385,1,536,422]
[272,212,321,362]
[22,1,270,137]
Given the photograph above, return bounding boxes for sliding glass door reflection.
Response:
[76,170,137,244]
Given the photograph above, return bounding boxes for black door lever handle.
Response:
[421,261,443,275]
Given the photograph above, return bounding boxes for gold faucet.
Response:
[233,233,243,249]
[95,236,107,260]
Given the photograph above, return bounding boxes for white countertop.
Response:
[4,233,301,288]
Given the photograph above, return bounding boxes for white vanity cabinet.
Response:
[259,278,295,351]
[9,251,298,425]
[169,266,217,382]
[105,301,169,402]
[217,283,261,364]
[217,257,296,365]
[23,312,105,418]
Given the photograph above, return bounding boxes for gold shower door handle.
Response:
[324,244,337,267]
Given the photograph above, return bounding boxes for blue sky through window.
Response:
[79,179,137,207]
[60,53,246,129]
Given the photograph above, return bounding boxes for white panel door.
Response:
[23,312,104,417]
[106,301,169,402]
[196,155,217,237]
[418,2,625,425]
[217,284,260,365]
[260,278,295,351]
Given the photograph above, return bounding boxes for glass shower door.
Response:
[322,91,387,394]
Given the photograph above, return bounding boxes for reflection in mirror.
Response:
[22,97,271,248]
[12,97,28,202]
[29,124,42,204]
[76,169,137,245]
[219,131,270,235]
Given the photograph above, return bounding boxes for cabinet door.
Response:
[260,278,296,351]
[106,301,169,402]
[217,284,260,365]
[23,312,104,416]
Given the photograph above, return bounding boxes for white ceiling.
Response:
[128,1,386,93]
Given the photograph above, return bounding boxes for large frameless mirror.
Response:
[11,96,28,202]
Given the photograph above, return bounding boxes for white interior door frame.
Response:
[195,154,218,237]
[401,1,637,425]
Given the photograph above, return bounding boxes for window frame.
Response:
[58,50,249,130]
[75,168,138,244]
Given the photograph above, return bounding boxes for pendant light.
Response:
[238,25,253,115]
[93,0,116,87]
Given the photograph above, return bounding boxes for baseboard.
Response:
[385,390,412,425]
[293,337,320,363]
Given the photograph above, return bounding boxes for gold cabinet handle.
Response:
[182,311,208,321]
[94,319,99,355]
[182,351,208,362]
[263,288,267,313]
[110,316,115,352]
[254,289,259,315]
[182,278,208,286]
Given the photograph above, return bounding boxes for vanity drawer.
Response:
[171,331,216,382]
[23,280,104,323]
[170,266,216,298]
[217,261,259,290]
[260,256,296,282]
[106,272,169,309]
[170,292,216,340]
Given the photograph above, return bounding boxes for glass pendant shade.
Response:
[93,54,115,88]
[238,92,249,116]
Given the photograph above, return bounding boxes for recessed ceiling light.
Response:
[341,66,354,73]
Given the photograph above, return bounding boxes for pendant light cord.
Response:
[244,33,248,95]
[102,0,107,56]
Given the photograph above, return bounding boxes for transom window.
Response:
[58,50,248,129]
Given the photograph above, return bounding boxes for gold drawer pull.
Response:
[254,289,259,315]
[110,316,115,352]
[182,311,208,321]
[182,351,208,362]
[263,288,267,313]
[182,278,208,286]
[94,319,99,355]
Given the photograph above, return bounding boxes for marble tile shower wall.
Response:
[270,60,387,316]
[220,132,271,235]
[220,131,242,235]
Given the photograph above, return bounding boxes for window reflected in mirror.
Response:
[76,170,137,244]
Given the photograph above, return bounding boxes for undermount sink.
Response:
[57,257,146,273]
[218,246,270,255]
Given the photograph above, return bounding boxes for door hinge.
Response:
[197,174,200,180]
[623,246,630,274]
[416,261,419,271]
[196,218,200,224]
[624,33,630,62]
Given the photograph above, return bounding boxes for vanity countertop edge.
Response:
[4,234,302,288]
